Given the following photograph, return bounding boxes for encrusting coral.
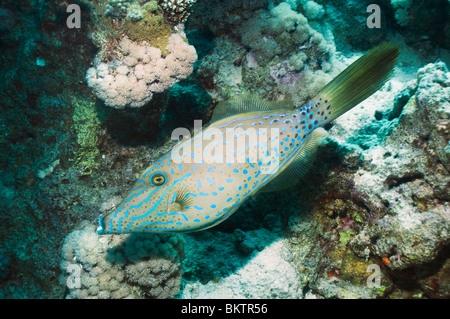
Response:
[60,222,185,299]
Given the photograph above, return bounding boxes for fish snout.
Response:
[96,216,107,235]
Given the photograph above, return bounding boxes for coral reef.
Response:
[0,0,449,300]
[86,33,197,108]
[60,222,185,298]
[389,0,449,49]
[0,253,11,281]
[176,32,449,298]
[182,238,302,298]
[84,0,198,108]
[105,0,131,18]
[70,98,101,175]
[318,0,388,51]
[192,0,338,105]
[390,0,411,27]
[348,61,450,269]
[159,0,198,23]
[282,60,449,298]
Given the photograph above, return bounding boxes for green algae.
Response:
[121,4,173,55]
[70,98,101,175]
[338,228,357,247]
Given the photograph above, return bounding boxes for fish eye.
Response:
[151,173,166,186]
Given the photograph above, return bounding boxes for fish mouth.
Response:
[96,216,105,235]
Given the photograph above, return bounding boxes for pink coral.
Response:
[86,33,197,108]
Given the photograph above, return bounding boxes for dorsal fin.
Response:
[211,94,294,122]
[256,128,328,194]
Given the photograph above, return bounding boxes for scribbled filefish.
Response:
[97,43,399,234]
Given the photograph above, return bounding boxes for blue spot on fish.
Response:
[246,158,255,168]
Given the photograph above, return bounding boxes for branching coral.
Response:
[60,222,185,299]
[159,0,197,23]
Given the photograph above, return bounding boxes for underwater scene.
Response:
[0,0,449,300]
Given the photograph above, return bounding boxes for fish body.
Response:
[97,43,399,235]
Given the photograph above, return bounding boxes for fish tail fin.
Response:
[315,43,399,124]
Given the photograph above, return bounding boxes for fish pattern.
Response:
[97,43,399,234]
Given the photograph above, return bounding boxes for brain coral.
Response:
[86,32,197,108]
[60,222,185,299]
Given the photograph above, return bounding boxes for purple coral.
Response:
[270,61,302,87]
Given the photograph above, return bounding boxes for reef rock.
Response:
[349,61,450,270]
[180,61,450,299]
[181,238,302,298]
